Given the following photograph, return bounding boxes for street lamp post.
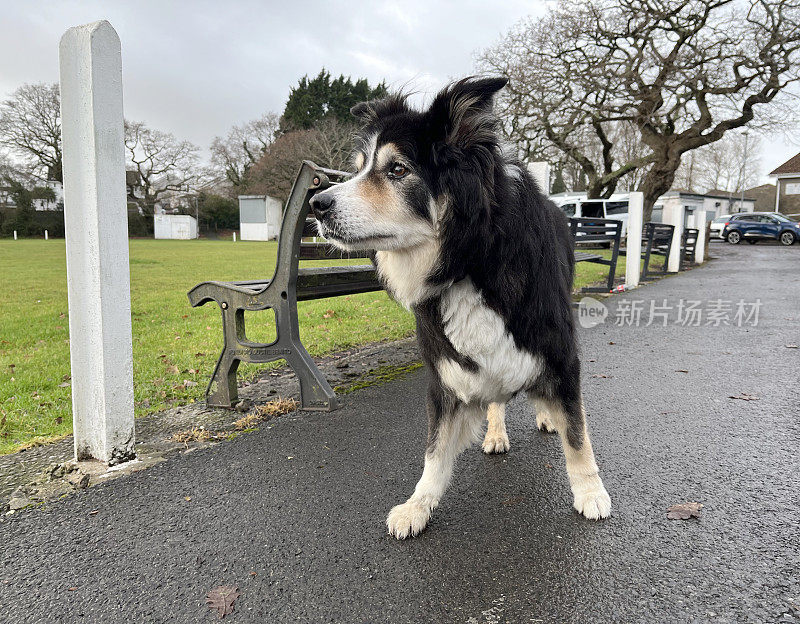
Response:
[740,130,749,212]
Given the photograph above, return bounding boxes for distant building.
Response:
[153,214,198,239]
[768,152,800,216]
[238,195,282,241]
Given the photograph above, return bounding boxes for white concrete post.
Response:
[44,230,48,240]
[60,21,135,464]
[13,230,17,240]
[625,192,644,289]
[663,202,685,273]
[233,231,237,242]
[694,210,707,264]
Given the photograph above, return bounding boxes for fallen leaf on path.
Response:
[729,393,759,401]
[675,369,689,373]
[666,502,703,520]
[591,374,610,378]
[206,585,239,619]
[785,344,798,349]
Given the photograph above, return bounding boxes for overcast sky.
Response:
[1,0,796,181]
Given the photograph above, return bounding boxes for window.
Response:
[605,201,628,215]
[561,203,576,217]
[581,201,604,218]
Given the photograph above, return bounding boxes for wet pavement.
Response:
[1,243,798,623]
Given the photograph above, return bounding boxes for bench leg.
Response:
[286,344,339,411]
[206,349,241,408]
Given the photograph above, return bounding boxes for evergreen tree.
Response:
[550,166,566,194]
[282,70,387,130]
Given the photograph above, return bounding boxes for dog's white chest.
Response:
[436,279,541,404]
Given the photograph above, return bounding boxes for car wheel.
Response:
[727,230,742,244]
[780,231,796,246]
[746,239,757,245]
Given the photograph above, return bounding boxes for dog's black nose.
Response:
[310,192,335,220]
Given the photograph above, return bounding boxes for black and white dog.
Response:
[310,77,611,539]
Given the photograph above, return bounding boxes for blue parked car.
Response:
[722,212,800,246]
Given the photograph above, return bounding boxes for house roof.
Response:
[769,152,800,176]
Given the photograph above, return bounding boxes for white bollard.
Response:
[233,231,236,242]
[60,21,135,464]
[663,203,685,273]
[694,210,707,264]
[44,230,48,240]
[13,230,17,240]
[625,192,644,289]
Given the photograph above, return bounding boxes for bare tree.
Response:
[673,131,763,192]
[481,0,800,218]
[0,83,62,182]
[246,119,356,201]
[124,120,201,213]
[210,113,280,193]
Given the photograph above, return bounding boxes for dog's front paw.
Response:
[536,412,557,433]
[571,475,611,520]
[482,432,510,454]
[386,499,431,539]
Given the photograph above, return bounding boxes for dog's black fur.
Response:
[351,77,583,447]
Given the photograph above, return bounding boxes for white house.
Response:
[238,195,283,241]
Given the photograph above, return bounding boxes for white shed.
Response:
[239,195,283,241]
[153,214,197,240]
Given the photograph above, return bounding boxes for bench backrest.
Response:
[569,217,623,243]
[273,161,380,301]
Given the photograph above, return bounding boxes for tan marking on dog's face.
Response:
[353,142,407,218]
[353,151,366,172]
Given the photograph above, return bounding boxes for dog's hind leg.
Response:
[386,390,483,539]
[534,393,611,520]
[532,399,557,433]
[482,402,510,454]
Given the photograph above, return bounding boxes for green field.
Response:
[0,239,625,454]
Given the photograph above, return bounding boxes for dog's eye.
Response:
[389,163,408,179]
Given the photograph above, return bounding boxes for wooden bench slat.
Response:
[296,265,380,300]
[298,242,372,260]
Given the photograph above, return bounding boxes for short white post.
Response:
[694,209,707,264]
[44,230,48,240]
[663,204,685,273]
[13,230,17,240]
[233,231,236,242]
[625,192,644,289]
[60,21,135,464]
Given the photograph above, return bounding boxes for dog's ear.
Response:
[350,94,409,125]
[426,76,507,150]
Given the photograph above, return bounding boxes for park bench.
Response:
[681,228,699,269]
[189,175,629,411]
[188,161,381,411]
[569,217,623,293]
[620,222,676,281]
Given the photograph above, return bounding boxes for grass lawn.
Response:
[0,238,625,454]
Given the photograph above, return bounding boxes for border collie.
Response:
[310,77,611,539]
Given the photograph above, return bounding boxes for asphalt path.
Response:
[2,243,799,623]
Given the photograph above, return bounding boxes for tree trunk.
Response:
[639,165,679,222]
